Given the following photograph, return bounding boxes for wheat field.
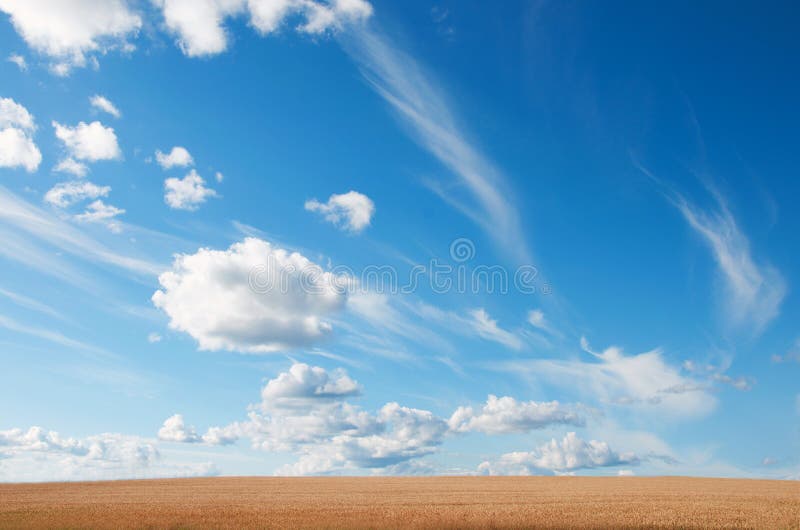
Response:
[0,476,798,529]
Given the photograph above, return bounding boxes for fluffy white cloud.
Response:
[53,120,122,161]
[0,97,40,172]
[154,0,373,58]
[0,0,142,74]
[44,180,110,208]
[89,94,121,118]
[260,362,361,409]
[158,414,201,443]
[468,308,522,350]
[164,169,217,210]
[0,425,214,481]
[152,238,350,352]
[155,146,193,169]
[153,0,244,57]
[478,432,639,475]
[305,190,375,233]
[448,395,584,434]
[7,53,26,70]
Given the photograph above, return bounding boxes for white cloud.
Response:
[74,199,125,232]
[468,308,522,350]
[345,27,530,262]
[215,171,224,182]
[7,53,26,70]
[44,180,110,208]
[637,165,785,334]
[53,120,122,162]
[0,0,141,74]
[305,190,375,233]
[147,332,162,343]
[89,95,121,118]
[164,169,217,210]
[0,97,41,172]
[158,414,201,443]
[448,395,584,434]
[153,0,245,57]
[153,0,373,57]
[497,338,717,419]
[54,157,88,177]
[152,238,350,352]
[155,146,193,169]
[0,425,215,481]
[478,432,639,475]
[260,362,361,409]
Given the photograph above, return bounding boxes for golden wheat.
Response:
[1,476,798,529]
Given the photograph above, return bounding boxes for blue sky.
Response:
[0,0,798,481]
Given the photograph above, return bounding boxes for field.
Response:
[1,476,798,529]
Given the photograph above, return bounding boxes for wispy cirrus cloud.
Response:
[343,27,531,263]
[636,163,786,334]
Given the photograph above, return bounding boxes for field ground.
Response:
[0,476,798,529]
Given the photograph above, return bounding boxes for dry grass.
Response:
[0,476,798,529]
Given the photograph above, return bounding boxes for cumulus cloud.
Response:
[448,395,584,434]
[153,0,373,57]
[478,432,639,475]
[157,414,201,443]
[305,190,375,233]
[164,169,217,210]
[89,95,121,118]
[44,180,110,208]
[53,120,122,162]
[152,238,350,352]
[0,97,41,172]
[0,0,142,74]
[167,363,448,475]
[155,146,193,169]
[0,425,214,481]
[467,308,522,350]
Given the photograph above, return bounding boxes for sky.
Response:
[0,0,798,481]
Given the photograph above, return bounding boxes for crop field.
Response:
[0,476,798,529]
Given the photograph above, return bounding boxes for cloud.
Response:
[152,238,350,352]
[54,157,88,177]
[89,95,121,118]
[0,425,215,481]
[164,169,217,210]
[468,308,522,350]
[147,332,162,343]
[74,199,125,232]
[637,165,785,334]
[157,414,201,443]
[305,190,375,233]
[496,338,717,419]
[260,362,361,409]
[153,0,373,57]
[167,363,448,475]
[53,120,122,162]
[0,0,141,74]
[155,146,193,169]
[7,53,26,70]
[0,97,41,172]
[448,395,584,434]
[44,180,110,208]
[0,186,162,278]
[478,432,639,475]
[344,27,530,262]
